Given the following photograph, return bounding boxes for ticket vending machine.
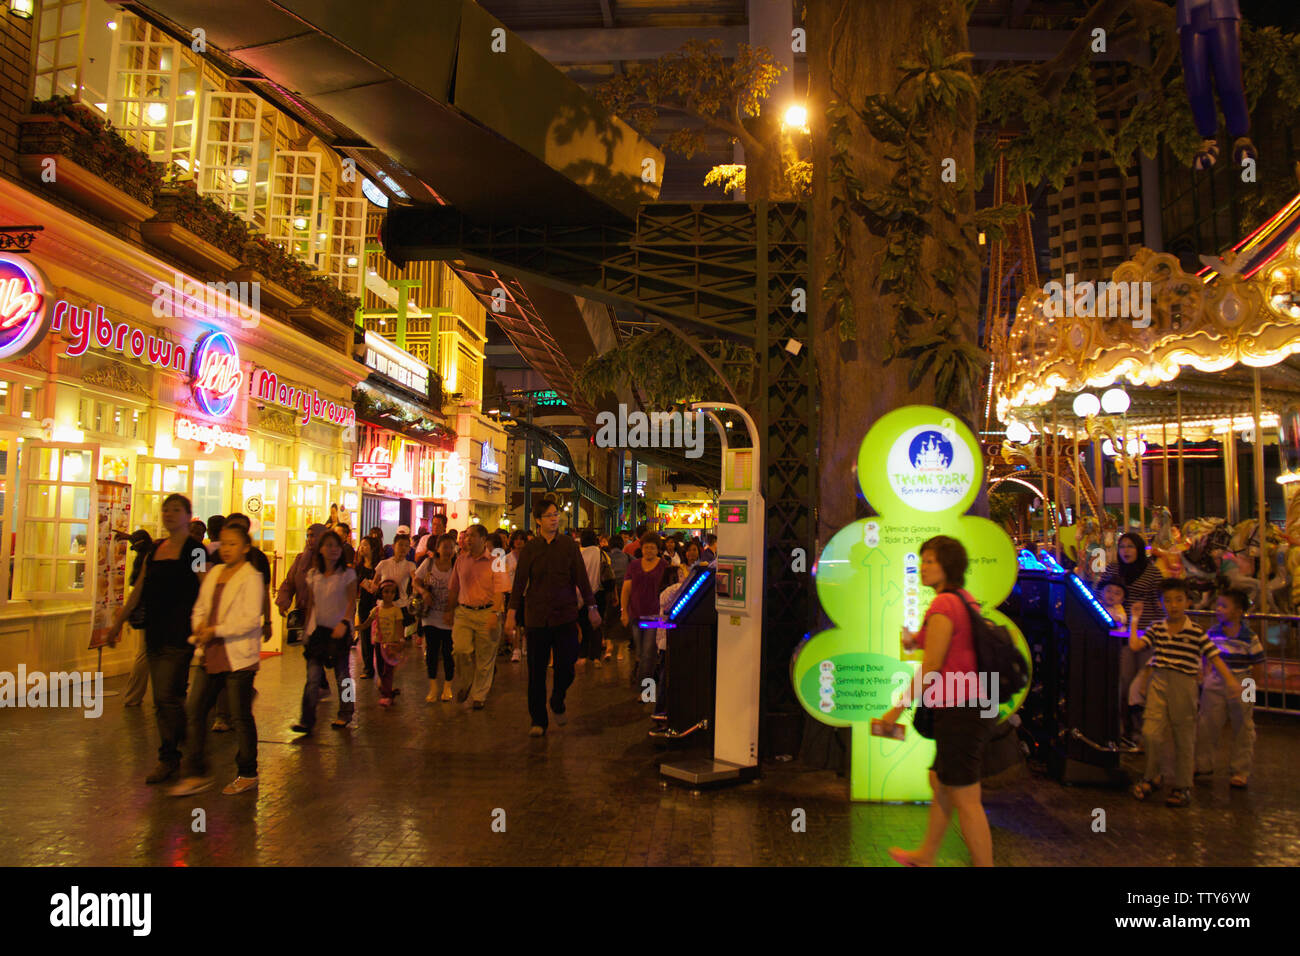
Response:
[660,403,765,787]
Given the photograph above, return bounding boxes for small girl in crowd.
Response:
[359,580,407,707]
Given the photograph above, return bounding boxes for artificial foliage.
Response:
[23,96,163,203]
[597,38,807,201]
[574,329,755,411]
[153,176,252,259]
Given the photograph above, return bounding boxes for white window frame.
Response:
[15,441,100,600]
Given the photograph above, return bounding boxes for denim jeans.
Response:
[184,667,257,778]
[300,642,354,729]
[146,644,194,767]
[525,622,579,729]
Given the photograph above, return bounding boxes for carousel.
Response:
[988,186,1300,706]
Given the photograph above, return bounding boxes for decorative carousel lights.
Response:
[991,187,1300,616]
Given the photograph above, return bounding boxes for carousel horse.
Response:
[1149,506,1188,577]
[1075,515,1106,584]
[1181,517,1229,607]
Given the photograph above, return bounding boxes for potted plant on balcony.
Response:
[232,234,305,312]
[18,96,161,222]
[141,172,252,274]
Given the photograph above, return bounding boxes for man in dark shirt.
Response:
[506,494,600,737]
[701,533,718,565]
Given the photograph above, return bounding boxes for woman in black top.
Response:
[1099,531,1164,744]
[107,494,208,785]
[355,537,380,679]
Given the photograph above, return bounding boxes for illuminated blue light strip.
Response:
[1018,549,1046,571]
[1038,551,1065,574]
[1067,572,1115,627]
[669,568,714,620]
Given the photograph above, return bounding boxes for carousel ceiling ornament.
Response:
[995,205,1300,419]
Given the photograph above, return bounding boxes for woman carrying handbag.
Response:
[170,525,266,796]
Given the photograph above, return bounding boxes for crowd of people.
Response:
[106,491,721,793]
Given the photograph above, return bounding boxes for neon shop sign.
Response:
[250,368,355,428]
[175,415,250,453]
[0,255,54,361]
[191,331,243,417]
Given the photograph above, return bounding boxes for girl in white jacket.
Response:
[170,525,266,797]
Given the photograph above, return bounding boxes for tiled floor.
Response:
[1,646,1297,866]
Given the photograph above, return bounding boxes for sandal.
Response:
[330,718,350,729]
[1164,787,1191,808]
[887,847,931,867]
[1229,775,1249,788]
[1131,778,1160,801]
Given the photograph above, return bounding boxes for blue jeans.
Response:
[146,644,194,767]
[299,641,354,729]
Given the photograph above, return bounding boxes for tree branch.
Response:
[1037,0,1135,101]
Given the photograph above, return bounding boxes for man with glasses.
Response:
[506,495,601,737]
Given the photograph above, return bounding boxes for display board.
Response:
[793,406,1029,802]
[89,480,131,650]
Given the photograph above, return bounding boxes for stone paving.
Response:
[0,647,1297,866]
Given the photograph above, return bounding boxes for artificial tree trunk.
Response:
[808,0,982,542]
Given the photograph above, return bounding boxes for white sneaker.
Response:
[511,648,521,662]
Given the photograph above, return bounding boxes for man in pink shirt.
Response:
[448,523,504,709]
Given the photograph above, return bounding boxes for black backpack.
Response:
[947,591,1029,704]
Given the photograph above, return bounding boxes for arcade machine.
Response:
[646,563,717,741]
[659,402,764,788]
[1006,549,1126,785]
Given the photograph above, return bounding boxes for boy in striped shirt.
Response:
[1130,578,1241,807]
[1195,588,1265,788]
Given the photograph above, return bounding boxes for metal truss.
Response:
[385,200,814,729]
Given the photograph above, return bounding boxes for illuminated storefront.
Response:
[0,179,361,675]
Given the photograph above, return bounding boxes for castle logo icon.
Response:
[908,431,953,472]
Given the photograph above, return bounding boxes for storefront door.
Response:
[235,469,288,652]
[288,479,329,555]
[133,458,194,541]
[193,460,234,529]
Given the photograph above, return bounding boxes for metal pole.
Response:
[1121,420,1130,533]
[1253,369,1270,612]
[1162,418,1170,509]
[1052,403,1061,556]
[1094,428,1104,523]
[1073,426,1081,519]
[1224,427,1237,525]
[1137,429,1145,537]
[1041,416,1050,547]
[1177,392,1185,524]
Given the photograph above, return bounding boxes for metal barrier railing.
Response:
[1187,610,1300,716]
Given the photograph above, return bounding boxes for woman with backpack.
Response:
[879,535,994,867]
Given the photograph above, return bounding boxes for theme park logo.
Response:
[594,405,705,459]
[191,332,242,418]
[1042,273,1152,328]
[886,425,974,512]
[0,255,53,361]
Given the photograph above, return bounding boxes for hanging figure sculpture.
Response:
[1178,0,1257,170]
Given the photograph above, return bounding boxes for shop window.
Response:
[34,0,89,103]
[0,437,11,603]
[15,443,99,599]
[21,386,39,420]
[200,91,275,227]
[133,459,192,541]
[77,398,147,440]
[268,149,323,264]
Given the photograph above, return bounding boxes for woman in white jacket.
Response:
[170,525,266,797]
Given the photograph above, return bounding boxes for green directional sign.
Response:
[793,406,1029,802]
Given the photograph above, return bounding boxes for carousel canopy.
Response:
[995,190,1300,424]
